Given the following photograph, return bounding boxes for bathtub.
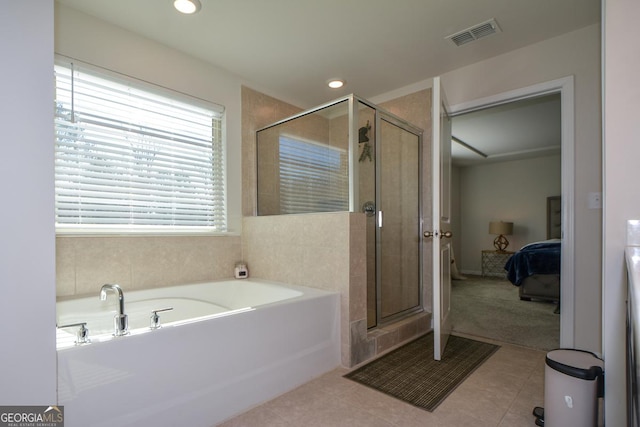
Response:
[56,279,340,427]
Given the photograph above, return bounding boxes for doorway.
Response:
[447,77,575,348]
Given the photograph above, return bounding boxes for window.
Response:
[54,60,226,233]
[278,136,348,214]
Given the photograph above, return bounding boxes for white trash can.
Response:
[539,349,604,427]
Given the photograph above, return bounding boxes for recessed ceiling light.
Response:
[327,79,345,89]
[173,0,201,14]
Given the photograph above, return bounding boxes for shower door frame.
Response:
[254,94,425,328]
[372,108,425,328]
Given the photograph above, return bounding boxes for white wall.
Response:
[52,6,253,296]
[442,25,602,354]
[55,4,245,233]
[458,155,561,273]
[374,23,602,352]
[603,0,640,425]
[0,3,57,403]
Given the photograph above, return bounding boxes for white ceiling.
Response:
[55,0,597,164]
[55,0,600,109]
[451,93,562,167]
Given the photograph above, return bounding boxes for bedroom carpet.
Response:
[344,333,499,412]
[451,275,560,350]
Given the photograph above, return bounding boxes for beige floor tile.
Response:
[502,385,543,420]
[498,410,539,427]
[430,410,499,427]
[338,381,439,426]
[217,405,294,427]
[266,384,394,427]
[217,339,547,427]
[434,385,514,426]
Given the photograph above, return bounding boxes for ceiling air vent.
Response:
[446,19,501,47]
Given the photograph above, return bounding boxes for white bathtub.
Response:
[56,279,341,427]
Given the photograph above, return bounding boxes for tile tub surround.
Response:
[56,235,242,297]
[57,211,430,368]
[243,213,431,367]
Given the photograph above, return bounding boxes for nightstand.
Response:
[481,250,514,278]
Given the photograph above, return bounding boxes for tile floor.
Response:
[217,334,545,427]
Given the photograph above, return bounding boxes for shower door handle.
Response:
[362,201,376,217]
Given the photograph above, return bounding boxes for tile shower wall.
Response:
[56,235,241,297]
[241,88,372,367]
[256,104,339,215]
[241,86,303,217]
[242,87,433,367]
[327,104,378,328]
[242,211,430,367]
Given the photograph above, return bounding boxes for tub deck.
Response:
[56,279,305,345]
[57,279,340,427]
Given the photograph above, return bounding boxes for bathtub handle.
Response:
[150,307,174,329]
[58,322,91,345]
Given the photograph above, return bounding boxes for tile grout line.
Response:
[496,358,543,426]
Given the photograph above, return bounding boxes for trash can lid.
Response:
[546,349,604,380]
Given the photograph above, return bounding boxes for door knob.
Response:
[424,230,452,238]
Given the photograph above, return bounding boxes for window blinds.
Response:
[278,136,348,214]
[54,61,226,232]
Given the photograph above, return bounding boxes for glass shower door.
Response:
[377,115,422,323]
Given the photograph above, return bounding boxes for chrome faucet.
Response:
[100,283,128,336]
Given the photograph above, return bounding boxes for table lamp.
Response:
[489,221,514,252]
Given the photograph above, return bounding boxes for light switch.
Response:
[588,192,602,209]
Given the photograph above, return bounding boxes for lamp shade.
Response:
[489,221,513,236]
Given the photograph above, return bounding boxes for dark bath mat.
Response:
[344,333,499,412]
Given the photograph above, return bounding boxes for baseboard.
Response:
[460,269,482,276]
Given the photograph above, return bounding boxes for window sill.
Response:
[55,229,239,238]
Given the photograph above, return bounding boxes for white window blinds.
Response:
[54,61,226,232]
[278,136,348,214]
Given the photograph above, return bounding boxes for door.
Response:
[429,77,453,360]
[376,113,422,324]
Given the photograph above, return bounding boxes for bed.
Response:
[504,239,561,303]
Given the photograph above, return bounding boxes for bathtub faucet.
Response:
[100,283,129,336]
